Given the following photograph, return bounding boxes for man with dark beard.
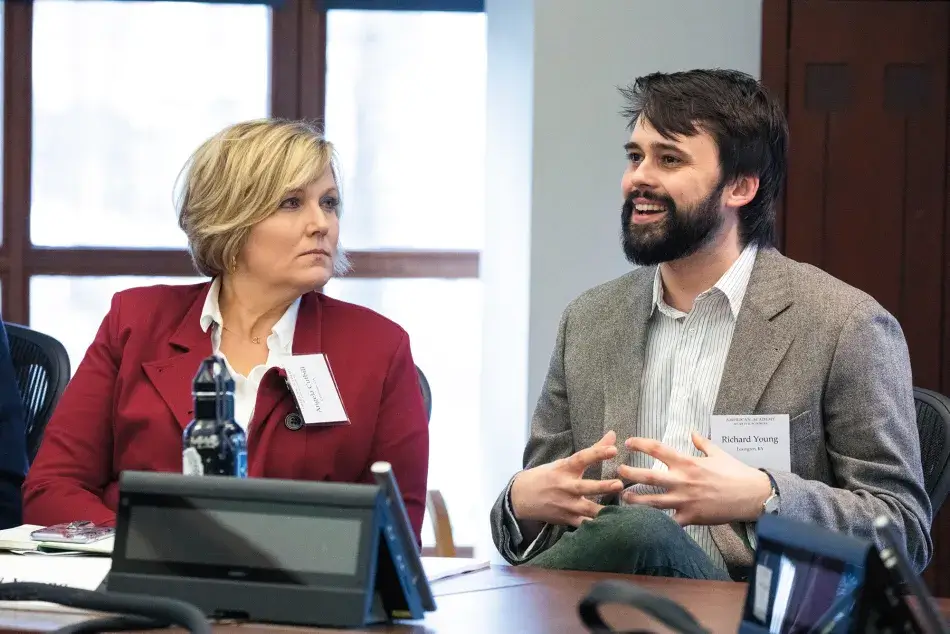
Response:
[488,69,931,580]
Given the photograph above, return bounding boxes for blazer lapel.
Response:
[142,284,215,430]
[711,248,796,574]
[289,291,323,355]
[713,249,795,417]
[602,270,655,483]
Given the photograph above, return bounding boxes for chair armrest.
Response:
[426,489,457,557]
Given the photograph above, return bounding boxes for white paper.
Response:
[0,524,44,551]
[421,557,490,583]
[0,554,112,614]
[279,354,349,425]
[709,414,790,472]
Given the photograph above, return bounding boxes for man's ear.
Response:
[723,175,759,208]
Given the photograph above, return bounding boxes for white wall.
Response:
[476,0,763,560]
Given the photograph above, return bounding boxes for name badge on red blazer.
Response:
[277,354,350,426]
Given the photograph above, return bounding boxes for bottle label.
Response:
[236,450,248,478]
[182,447,204,476]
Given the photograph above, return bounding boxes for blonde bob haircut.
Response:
[176,118,345,278]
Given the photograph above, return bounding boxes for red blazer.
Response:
[23,283,430,541]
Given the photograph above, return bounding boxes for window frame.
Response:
[0,0,482,325]
[325,0,483,10]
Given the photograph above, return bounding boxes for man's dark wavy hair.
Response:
[619,69,788,247]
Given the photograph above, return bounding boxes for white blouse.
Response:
[198,277,300,432]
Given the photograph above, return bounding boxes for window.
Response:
[1,0,485,554]
[325,9,486,250]
[322,5,486,549]
[30,276,206,371]
[31,0,270,248]
[323,277,483,546]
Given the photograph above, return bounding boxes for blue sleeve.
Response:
[0,321,27,529]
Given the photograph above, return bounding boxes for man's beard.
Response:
[620,182,726,266]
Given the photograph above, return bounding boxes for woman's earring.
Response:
[229,255,238,273]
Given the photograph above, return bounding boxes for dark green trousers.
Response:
[526,505,732,581]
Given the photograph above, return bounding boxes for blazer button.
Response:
[284,412,304,431]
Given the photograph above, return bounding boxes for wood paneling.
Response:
[761,0,791,245]
[785,3,948,366]
[763,0,950,596]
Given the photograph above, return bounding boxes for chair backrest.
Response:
[913,386,950,514]
[4,322,70,464]
[416,365,432,422]
[414,365,457,556]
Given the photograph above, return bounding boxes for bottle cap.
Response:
[192,355,235,395]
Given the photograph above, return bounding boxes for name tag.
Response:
[278,354,349,426]
[709,414,790,472]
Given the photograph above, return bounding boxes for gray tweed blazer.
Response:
[490,248,932,574]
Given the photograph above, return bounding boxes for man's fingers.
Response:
[691,431,719,456]
[565,443,617,473]
[617,465,675,489]
[562,497,606,527]
[560,498,604,527]
[567,515,592,528]
[621,491,679,511]
[625,437,684,467]
[571,498,604,521]
[562,430,619,473]
[571,478,624,497]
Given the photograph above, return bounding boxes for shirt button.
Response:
[284,412,303,431]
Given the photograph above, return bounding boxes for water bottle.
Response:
[182,355,248,478]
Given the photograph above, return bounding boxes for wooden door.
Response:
[762,0,950,596]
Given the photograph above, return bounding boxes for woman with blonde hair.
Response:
[24,119,430,541]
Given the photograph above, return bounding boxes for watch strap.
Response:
[760,469,780,514]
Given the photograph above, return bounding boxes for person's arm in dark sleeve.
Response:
[0,320,28,529]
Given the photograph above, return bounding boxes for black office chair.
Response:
[913,386,950,515]
[5,322,70,464]
[416,365,432,420]
[415,365,457,556]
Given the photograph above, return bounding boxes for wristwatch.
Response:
[761,469,780,515]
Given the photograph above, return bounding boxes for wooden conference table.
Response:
[2,564,949,634]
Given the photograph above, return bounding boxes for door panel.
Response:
[786,1,948,392]
[777,0,950,596]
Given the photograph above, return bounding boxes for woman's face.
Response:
[237,168,341,293]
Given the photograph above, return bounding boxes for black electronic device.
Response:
[370,461,436,612]
[106,469,435,628]
[740,514,947,634]
[875,516,949,634]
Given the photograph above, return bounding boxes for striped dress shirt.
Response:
[622,244,758,571]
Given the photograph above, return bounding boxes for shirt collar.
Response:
[714,243,758,317]
[650,243,758,319]
[199,277,300,351]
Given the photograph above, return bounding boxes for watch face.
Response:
[764,494,780,515]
